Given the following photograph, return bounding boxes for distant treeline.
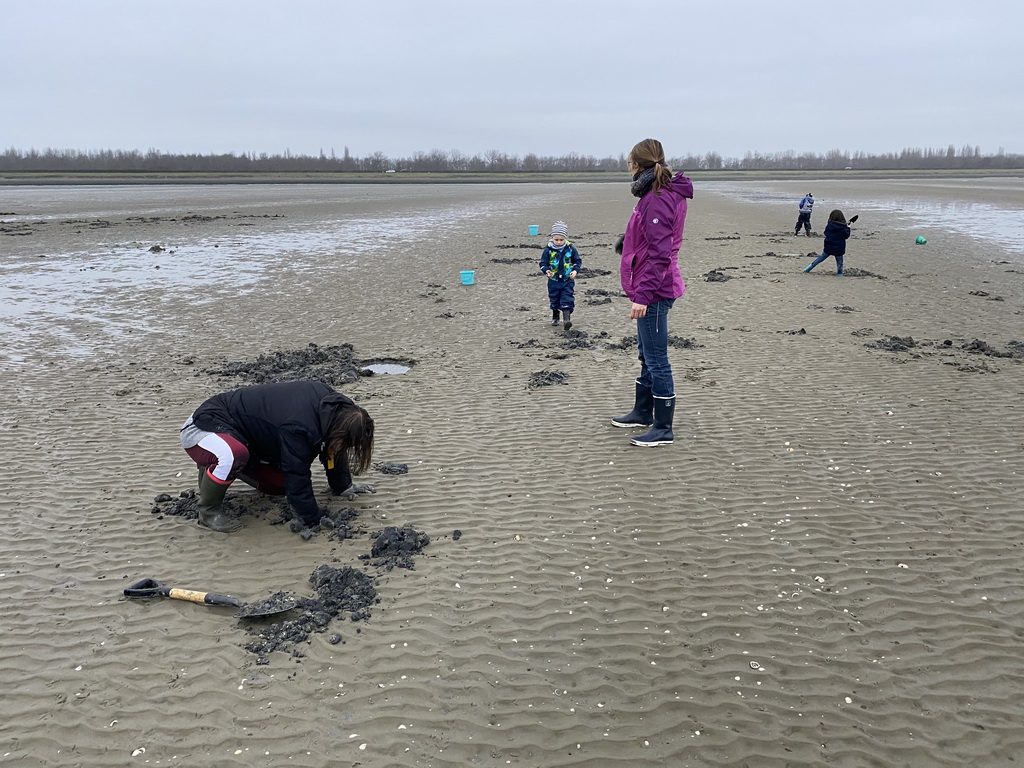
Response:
[1,144,1022,173]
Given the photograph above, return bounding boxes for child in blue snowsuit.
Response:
[539,220,582,330]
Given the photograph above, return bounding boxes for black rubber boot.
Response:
[630,395,676,446]
[611,381,654,428]
[563,311,573,330]
[550,310,560,326]
[197,470,242,532]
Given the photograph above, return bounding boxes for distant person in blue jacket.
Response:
[803,210,852,275]
[539,220,582,329]
[795,193,814,236]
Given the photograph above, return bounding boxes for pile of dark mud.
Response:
[865,335,1024,359]
[243,565,378,664]
[866,335,917,352]
[529,370,570,388]
[606,335,703,352]
[151,491,362,542]
[963,339,1024,358]
[841,267,886,279]
[203,342,363,387]
[374,461,409,475]
[361,525,431,571]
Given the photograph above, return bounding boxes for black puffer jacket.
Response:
[191,381,356,524]
[822,220,851,256]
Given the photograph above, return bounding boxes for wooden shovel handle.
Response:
[167,588,243,608]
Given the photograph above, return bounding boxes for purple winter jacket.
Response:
[619,172,694,306]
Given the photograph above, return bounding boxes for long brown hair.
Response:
[628,138,674,194]
[829,209,847,224]
[327,405,374,475]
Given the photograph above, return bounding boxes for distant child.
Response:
[539,220,582,329]
[803,209,851,275]
[795,192,814,236]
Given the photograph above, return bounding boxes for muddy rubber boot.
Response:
[611,381,654,428]
[563,311,573,330]
[197,470,242,533]
[630,395,676,446]
[550,310,560,326]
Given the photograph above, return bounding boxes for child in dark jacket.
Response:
[803,210,852,275]
[539,220,583,329]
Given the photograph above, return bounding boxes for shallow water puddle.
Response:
[361,363,410,374]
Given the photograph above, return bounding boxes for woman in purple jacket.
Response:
[611,139,694,447]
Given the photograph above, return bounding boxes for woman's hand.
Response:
[630,302,648,319]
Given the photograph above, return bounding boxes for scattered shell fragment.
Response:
[131,748,146,757]
[749,661,762,670]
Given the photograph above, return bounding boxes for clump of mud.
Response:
[529,370,570,388]
[963,339,1023,358]
[508,339,546,349]
[586,297,613,305]
[558,329,594,350]
[575,267,612,280]
[374,461,409,475]
[841,268,886,279]
[866,335,917,352]
[244,565,378,663]
[203,342,362,387]
[668,336,704,349]
[152,489,257,524]
[705,269,733,282]
[363,526,431,571]
[236,592,296,619]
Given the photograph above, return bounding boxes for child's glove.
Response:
[336,483,376,501]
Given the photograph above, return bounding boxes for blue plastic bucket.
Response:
[460,270,475,285]
[528,224,540,236]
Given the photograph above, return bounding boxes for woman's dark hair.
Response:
[628,138,674,194]
[829,209,847,224]
[327,406,374,475]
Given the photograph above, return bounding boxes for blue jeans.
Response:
[636,298,675,397]
[809,252,844,273]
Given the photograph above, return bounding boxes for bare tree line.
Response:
[1,144,1021,173]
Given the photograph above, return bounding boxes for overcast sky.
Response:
[3,0,1021,161]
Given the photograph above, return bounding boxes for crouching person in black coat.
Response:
[179,381,375,532]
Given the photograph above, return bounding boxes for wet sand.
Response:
[2,181,1023,767]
